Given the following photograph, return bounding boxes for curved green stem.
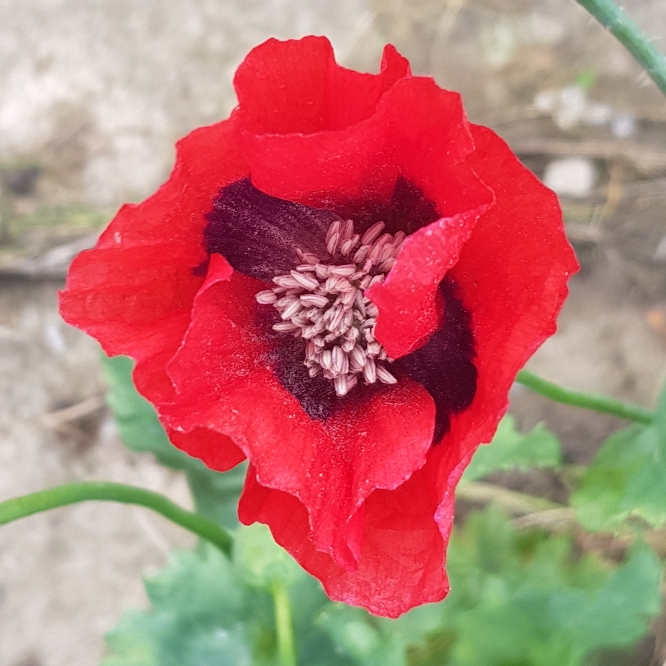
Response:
[575,0,666,97]
[0,481,233,557]
[272,580,297,666]
[516,370,654,425]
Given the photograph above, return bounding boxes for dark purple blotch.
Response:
[382,176,441,236]
[397,279,477,443]
[204,178,340,281]
[203,176,438,280]
[268,337,338,420]
[331,176,440,238]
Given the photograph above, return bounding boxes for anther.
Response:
[328,307,345,332]
[256,290,277,305]
[367,341,381,356]
[326,232,340,256]
[281,299,302,320]
[331,346,345,375]
[320,349,333,371]
[377,258,395,273]
[363,357,377,383]
[326,220,342,244]
[301,252,321,265]
[342,337,356,353]
[273,321,299,333]
[340,237,358,257]
[341,289,356,307]
[376,366,397,384]
[353,246,370,264]
[300,294,329,308]
[328,264,356,277]
[334,375,350,396]
[341,219,354,240]
[361,221,385,245]
[273,275,301,289]
[392,231,406,250]
[290,270,319,290]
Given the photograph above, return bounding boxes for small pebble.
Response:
[543,157,596,199]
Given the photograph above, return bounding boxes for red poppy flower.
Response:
[59,36,578,617]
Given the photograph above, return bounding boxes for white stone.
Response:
[543,157,596,199]
[611,113,637,138]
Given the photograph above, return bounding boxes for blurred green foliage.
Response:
[573,385,666,531]
[462,415,562,482]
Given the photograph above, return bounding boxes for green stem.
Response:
[575,0,666,97]
[0,481,233,557]
[272,580,297,666]
[516,370,654,425]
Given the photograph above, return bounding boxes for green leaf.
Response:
[233,524,356,666]
[186,465,246,529]
[101,355,187,470]
[101,354,245,528]
[407,509,660,666]
[316,597,453,666]
[462,415,562,482]
[103,545,270,666]
[234,523,303,589]
[549,542,662,658]
[572,384,666,530]
[317,606,407,666]
[449,541,661,666]
[571,426,658,530]
[103,531,355,666]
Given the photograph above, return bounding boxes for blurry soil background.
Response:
[1,0,666,664]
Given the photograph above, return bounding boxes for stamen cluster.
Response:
[255,219,405,396]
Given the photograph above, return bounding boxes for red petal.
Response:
[239,461,448,618]
[444,125,579,457]
[238,73,491,214]
[168,428,244,473]
[380,79,490,216]
[59,118,249,405]
[367,209,480,359]
[234,38,484,209]
[162,254,436,570]
[235,38,410,208]
[234,37,410,135]
[304,379,435,569]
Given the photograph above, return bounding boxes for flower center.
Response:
[255,219,405,396]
